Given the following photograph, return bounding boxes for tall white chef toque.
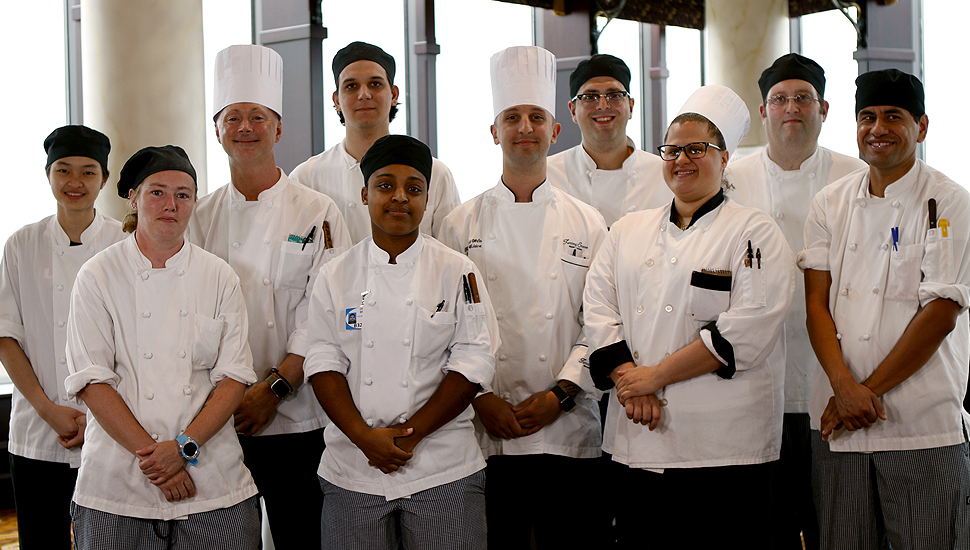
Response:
[675,85,750,155]
[490,46,557,119]
[213,44,283,119]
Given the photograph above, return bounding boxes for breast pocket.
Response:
[193,314,227,370]
[923,229,953,284]
[413,304,457,359]
[885,243,923,302]
[688,271,732,323]
[276,241,315,291]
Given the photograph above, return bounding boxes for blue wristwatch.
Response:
[175,433,200,466]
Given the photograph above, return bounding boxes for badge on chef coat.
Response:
[345,307,362,330]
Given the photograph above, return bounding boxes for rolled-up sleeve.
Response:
[65,267,120,400]
[444,262,498,391]
[919,186,970,311]
[0,238,26,344]
[797,194,832,272]
[304,264,352,382]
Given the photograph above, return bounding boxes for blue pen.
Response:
[891,227,899,251]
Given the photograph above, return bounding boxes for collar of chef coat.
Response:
[668,189,725,229]
[858,160,921,204]
[126,232,190,270]
[761,145,823,181]
[576,137,639,173]
[47,210,108,247]
[227,169,288,202]
[367,233,424,266]
[337,140,361,170]
[493,177,555,204]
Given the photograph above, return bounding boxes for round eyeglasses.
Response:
[766,94,820,108]
[571,91,630,107]
[657,142,723,161]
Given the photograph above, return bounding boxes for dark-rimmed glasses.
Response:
[571,91,630,107]
[657,142,723,161]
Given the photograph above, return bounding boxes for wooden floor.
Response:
[0,509,18,550]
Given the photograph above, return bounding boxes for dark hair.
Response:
[338,104,399,126]
[664,113,733,190]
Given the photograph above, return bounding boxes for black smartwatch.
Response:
[266,368,293,400]
[550,384,576,412]
[176,433,199,466]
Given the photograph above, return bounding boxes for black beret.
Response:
[758,53,826,101]
[117,145,197,199]
[569,54,632,98]
[855,69,925,120]
[360,135,433,186]
[333,42,396,86]
[44,125,110,175]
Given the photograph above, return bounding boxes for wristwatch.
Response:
[266,368,293,400]
[550,384,576,412]
[175,433,200,466]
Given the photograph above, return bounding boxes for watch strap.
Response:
[175,433,199,466]
[550,384,575,412]
[266,368,293,399]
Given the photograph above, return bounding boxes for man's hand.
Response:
[41,404,86,449]
[623,394,663,430]
[472,393,531,440]
[829,376,886,436]
[136,440,187,485]
[512,391,562,431]
[357,427,414,474]
[615,365,665,402]
[233,382,280,436]
[156,468,196,502]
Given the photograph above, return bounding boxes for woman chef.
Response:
[64,146,261,549]
[305,134,499,550]
[583,86,795,549]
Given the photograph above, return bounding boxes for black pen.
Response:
[431,299,445,318]
[756,248,761,269]
[928,198,937,229]
[462,274,473,304]
[745,240,753,268]
[302,226,317,251]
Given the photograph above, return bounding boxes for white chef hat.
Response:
[675,85,750,155]
[490,46,557,119]
[213,45,283,120]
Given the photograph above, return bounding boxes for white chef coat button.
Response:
[545,313,553,319]
[399,416,408,424]
[406,262,414,269]
[807,173,816,180]
[219,315,226,321]
[496,314,504,321]
[180,309,188,317]
[366,341,375,348]
[375,268,382,275]
[264,238,271,245]
[146,393,154,400]
[57,250,64,257]
[144,353,153,359]
[849,243,858,251]
[232,242,241,249]
[539,355,547,362]
[633,351,639,360]
[141,273,149,280]
[151,433,159,441]
[488,274,497,281]
[499,354,508,361]
[143,312,151,318]
[863,333,871,341]
[267,202,273,209]
[402,339,411,346]
[179,350,186,358]
[267,321,275,329]
[550,273,557,280]
[872,287,879,294]
[628,206,636,212]
[59,358,66,364]
[263,278,271,285]
[234,204,242,211]
[775,213,784,219]
[646,259,654,267]
[401,380,409,388]
[840,288,849,296]
[488,234,496,240]
[637,305,644,314]
[881,243,889,250]
[348,202,356,208]
[859,201,867,208]
[665,304,673,313]
[670,257,677,264]
[57,321,65,328]
[365,418,375,427]
[184,386,193,396]
[466,304,475,312]
[364,378,373,386]
[661,224,667,232]
[836,333,842,340]
[405,298,413,306]
[368,300,376,306]
[664,353,670,358]
[892,200,900,208]
[56,284,64,291]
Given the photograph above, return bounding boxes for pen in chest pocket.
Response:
[302,225,316,251]
[928,198,937,229]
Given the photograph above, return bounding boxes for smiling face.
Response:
[362,164,428,247]
[130,170,197,243]
[661,120,728,204]
[334,60,399,131]
[762,79,828,151]
[856,104,927,182]
[568,76,633,145]
[491,105,561,170]
[48,156,107,215]
[215,102,281,164]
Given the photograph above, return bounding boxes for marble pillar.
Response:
[82,0,207,220]
[706,0,789,150]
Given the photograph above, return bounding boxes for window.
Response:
[665,25,702,124]
[594,16,643,149]
[923,1,969,185]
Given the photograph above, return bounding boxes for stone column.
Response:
[705,0,789,150]
[82,0,207,220]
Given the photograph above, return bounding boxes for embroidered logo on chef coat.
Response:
[562,239,589,262]
[345,307,362,330]
[464,238,483,254]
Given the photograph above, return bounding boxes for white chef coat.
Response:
[726,146,867,413]
[290,140,461,243]
[798,160,970,453]
[65,235,258,520]
[584,195,795,469]
[187,171,351,436]
[304,234,499,500]
[0,214,124,467]
[438,180,608,459]
[546,139,671,228]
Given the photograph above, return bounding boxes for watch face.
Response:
[182,441,199,458]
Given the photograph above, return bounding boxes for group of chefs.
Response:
[0,33,965,550]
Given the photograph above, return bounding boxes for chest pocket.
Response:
[885,243,923,302]
[923,229,953,285]
[193,314,227,370]
[688,270,732,323]
[276,241,315,291]
[413,303,457,359]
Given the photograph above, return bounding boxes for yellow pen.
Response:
[940,218,949,238]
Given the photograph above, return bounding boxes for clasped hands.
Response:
[136,440,196,503]
[473,391,563,441]
[613,364,665,431]
[819,375,887,441]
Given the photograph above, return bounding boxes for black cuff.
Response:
[702,321,736,379]
[589,341,635,390]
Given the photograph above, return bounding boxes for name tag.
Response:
[345,307,362,330]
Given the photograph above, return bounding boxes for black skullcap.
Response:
[569,54,632,98]
[44,125,111,175]
[333,42,396,87]
[855,69,925,120]
[360,135,433,186]
[117,145,197,199]
[758,53,826,101]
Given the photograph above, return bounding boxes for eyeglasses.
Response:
[657,142,723,161]
[766,94,820,108]
[571,91,630,107]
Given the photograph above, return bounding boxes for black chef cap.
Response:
[758,53,826,102]
[855,69,925,121]
[569,54,632,98]
[44,125,111,175]
[117,145,197,199]
[333,41,396,87]
[360,135,433,186]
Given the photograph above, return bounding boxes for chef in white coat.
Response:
[547,54,670,228]
[290,41,461,243]
[584,85,795,549]
[66,145,260,549]
[438,46,610,549]
[725,53,866,550]
[800,69,970,549]
[187,44,351,549]
[0,125,124,549]
[305,134,498,550]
